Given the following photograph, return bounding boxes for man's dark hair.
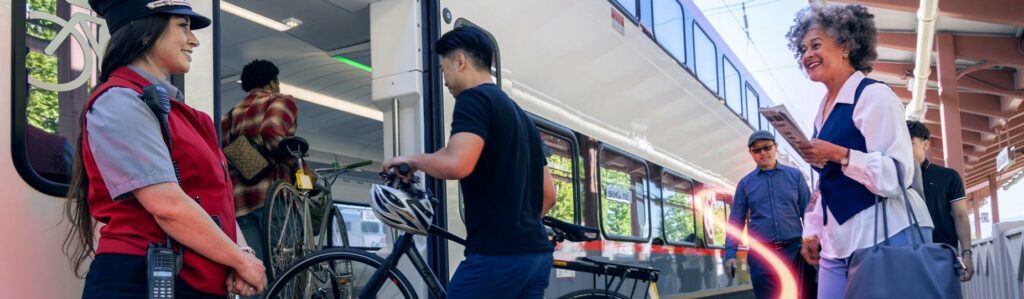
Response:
[435,26,494,71]
[907,120,930,140]
[240,59,280,92]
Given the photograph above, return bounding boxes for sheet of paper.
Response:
[760,105,823,168]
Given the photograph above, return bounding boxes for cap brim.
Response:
[748,138,774,147]
[162,7,212,30]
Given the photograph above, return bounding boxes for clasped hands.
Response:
[227,246,265,297]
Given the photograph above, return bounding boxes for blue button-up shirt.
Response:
[725,162,810,260]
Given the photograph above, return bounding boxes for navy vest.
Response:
[813,78,883,225]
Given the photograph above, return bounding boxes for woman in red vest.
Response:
[62,1,265,297]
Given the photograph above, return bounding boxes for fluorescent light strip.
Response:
[279,83,383,122]
[334,56,372,73]
[221,1,291,31]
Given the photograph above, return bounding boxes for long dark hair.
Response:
[62,14,169,277]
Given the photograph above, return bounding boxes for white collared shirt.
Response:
[802,71,934,259]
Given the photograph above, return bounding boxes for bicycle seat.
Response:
[543,216,599,242]
[276,136,309,158]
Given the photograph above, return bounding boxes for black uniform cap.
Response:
[89,0,212,34]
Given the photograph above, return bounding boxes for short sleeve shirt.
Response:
[86,66,182,199]
[450,83,553,255]
[920,160,966,249]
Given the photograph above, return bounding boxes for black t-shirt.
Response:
[920,160,966,250]
[450,83,554,255]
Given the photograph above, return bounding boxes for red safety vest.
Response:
[82,67,236,295]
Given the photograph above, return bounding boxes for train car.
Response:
[2,0,808,297]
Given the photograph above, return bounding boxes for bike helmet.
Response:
[370,184,434,235]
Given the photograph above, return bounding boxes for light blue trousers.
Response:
[817,225,933,298]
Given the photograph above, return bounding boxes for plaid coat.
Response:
[221,89,298,217]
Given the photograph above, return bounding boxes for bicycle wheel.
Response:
[557,289,631,299]
[324,205,350,248]
[265,180,308,280]
[265,248,417,299]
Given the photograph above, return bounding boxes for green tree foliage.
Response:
[712,203,728,245]
[664,191,696,242]
[27,53,60,133]
[546,154,575,223]
[600,167,633,236]
[26,0,60,133]
[28,0,57,40]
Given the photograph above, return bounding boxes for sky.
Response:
[691,0,1023,239]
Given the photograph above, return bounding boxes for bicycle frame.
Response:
[360,225,466,299]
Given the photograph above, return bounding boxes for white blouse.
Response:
[802,71,934,260]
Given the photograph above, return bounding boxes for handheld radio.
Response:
[147,238,176,299]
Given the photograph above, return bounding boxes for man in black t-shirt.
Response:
[907,121,974,282]
[382,26,557,298]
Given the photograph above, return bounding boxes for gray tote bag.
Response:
[845,159,963,299]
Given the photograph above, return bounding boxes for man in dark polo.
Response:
[725,131,815,298]
[907,120,974,282]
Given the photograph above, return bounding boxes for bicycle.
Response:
[264,165,660,299]
[263,136,371,282]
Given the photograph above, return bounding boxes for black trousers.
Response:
[82,253,222,299]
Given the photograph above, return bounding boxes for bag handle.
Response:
[872,158,926,247]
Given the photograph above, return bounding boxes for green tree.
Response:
[27,52,60,133]
[26,0,61,133]
[664,191,695,242]
[546,154,575,223]
[28,0,58,40]
[600,167,633,236]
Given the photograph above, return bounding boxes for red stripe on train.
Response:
[560,240,734,257]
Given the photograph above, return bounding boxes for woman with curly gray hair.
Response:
[785,4,934,298]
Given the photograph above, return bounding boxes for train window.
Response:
[710,196,729,246]
[661,172,697,245]
[723,57,742,118]
[598,146,650,241]
[639,0,654,34]
[540,129,579,224]
[13,0,100,195]
[748,84,764,131]
[337,203,386,249]
[692,23,718,94]
[745,83,760,129]
[612,0,638,19]
[653,0,685,63]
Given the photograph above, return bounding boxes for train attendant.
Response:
[785,4,934,298]
[724,131,816,298]
[62,0,265,297]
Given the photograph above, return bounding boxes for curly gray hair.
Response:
[785,4,878,74]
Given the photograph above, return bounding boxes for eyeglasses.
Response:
[749,144,774,154]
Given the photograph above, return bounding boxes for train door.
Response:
[228,0,440,296]
[427,3,504,279]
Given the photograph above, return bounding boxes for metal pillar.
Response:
[936,32,967,176]
[971,192,982,238]
[988,174,1000,223]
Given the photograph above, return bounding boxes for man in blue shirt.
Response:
[725,131,815,298]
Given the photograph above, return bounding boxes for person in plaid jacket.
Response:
[221,59,298,274]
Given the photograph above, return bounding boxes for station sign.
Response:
[996,146,1015,172]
